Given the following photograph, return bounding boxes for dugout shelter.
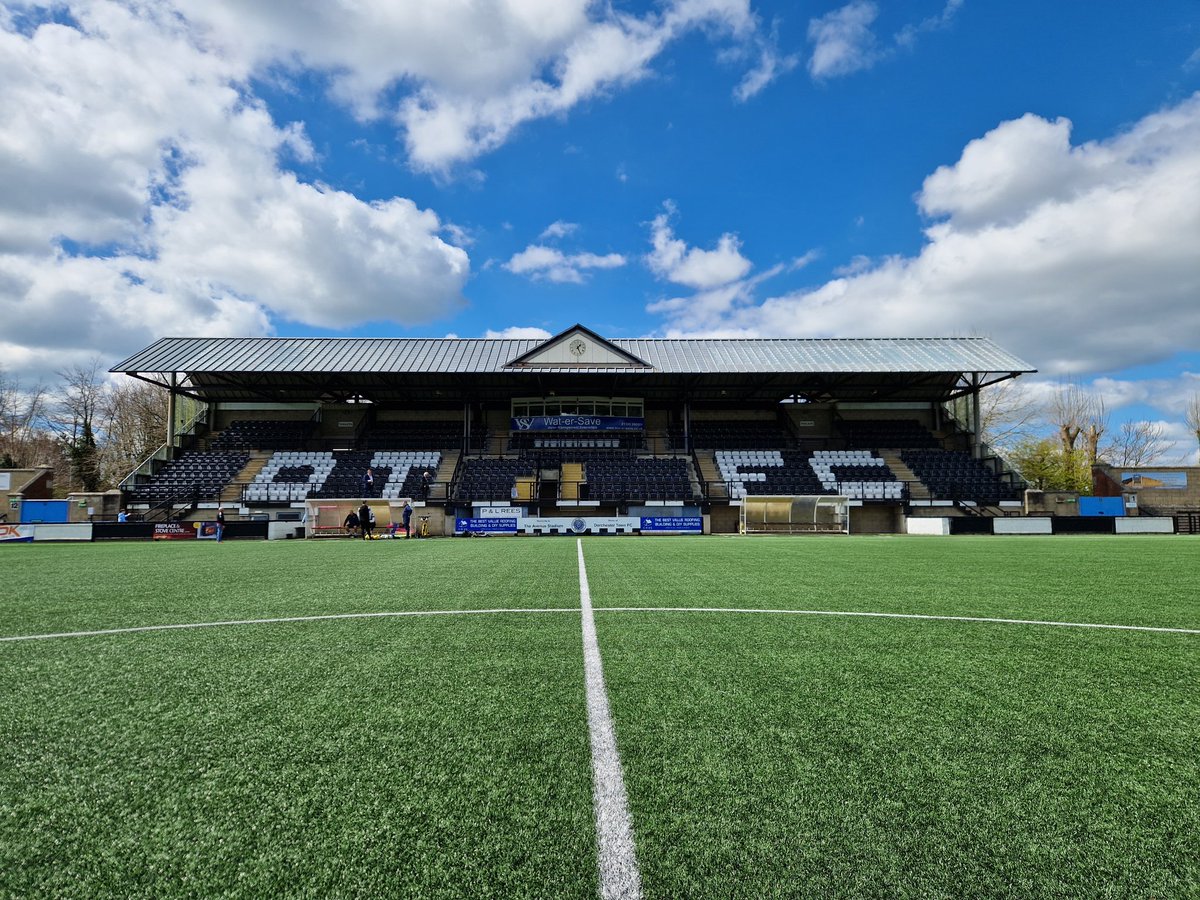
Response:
[111,324,1035,534]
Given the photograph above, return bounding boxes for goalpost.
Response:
[739,495,850,534]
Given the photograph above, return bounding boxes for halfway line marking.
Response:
[0,608,578,643]
[596,607,1200,635]
[578,539,642,900]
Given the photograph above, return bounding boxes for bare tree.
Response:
[1049,381,1108,463]
[49,358,109,492]
[1103,420,1169,467]
[99,379,167,488]
[1081,395,1108,465]
[978,378,1042,451]
[0,367,48,468]
[1049,381,1086,452]
[1186,392,1200,453]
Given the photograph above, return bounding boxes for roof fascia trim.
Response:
[502,324,651,369]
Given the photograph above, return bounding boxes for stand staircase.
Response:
[222,451,271,503]
[877,450,930,501]
[692,449,727,499]
[560,462,584,501]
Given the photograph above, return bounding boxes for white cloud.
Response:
[733,40,800,102]
[807,1,879,80]
[483,326,553,339]
[504,244,625,284]
[0,3,471,381]
[650,94,1200,379]
[896,0,964,48]
[169,0,774,171]
[539,220,580,240]
[918,114,1091,229]
[808,0,963,81]
[646,204,753,289]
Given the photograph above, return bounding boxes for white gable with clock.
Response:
[504,325,649,368]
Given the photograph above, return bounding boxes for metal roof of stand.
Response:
[111,326,1036,405]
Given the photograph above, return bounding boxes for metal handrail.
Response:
[118,405,211,492]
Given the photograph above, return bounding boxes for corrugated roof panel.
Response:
[110,336,1035,376]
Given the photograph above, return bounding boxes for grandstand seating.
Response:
[373,450,441,499]
[127,451,248,503]
[678,420,793,450]
[365,421,463,450]
[583,456,695,502]
[244,449,441,502]
[716,449,902,500]
[453,458,537,501]
[509,431,642,451]
[212,419,312,451]
[809,450,903,500]
[716,450,827,500]
[900,449,1020,503]
[839,419,940,449]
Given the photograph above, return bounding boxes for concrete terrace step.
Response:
[877,449,930,500]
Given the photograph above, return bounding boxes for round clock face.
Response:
[569,338,587,356]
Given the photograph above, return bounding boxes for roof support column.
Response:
[683,400,691,453]
[166,373,178,462]
[970,373,982,459]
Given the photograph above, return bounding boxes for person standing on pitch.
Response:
[402,500,413,539]
[359,501,372,540]
[216,508,226,542]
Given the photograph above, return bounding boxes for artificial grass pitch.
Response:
[0,614,597,898]
[0,538,581,636]
[580,534,1200,630]
[597,613,1200,898]
[2,535,1198,897]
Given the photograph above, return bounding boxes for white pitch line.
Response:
[0,608,578,643]
[596,607,1200,636]
[577,539,642,900]
[5,605,1195,645]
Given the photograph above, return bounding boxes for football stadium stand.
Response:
[112,324,1038,532]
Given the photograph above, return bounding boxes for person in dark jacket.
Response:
[402,501,413,539]
[359,502,372,540]
[344,510,360,536]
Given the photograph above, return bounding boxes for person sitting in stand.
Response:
[344,510,360,537]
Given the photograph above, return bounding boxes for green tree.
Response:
[1009,436,1091,492]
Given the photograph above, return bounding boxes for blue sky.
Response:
[2,1,1199,458]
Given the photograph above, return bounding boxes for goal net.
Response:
[739,495,849,534]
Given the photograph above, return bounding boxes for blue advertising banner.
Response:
[455,517,518,533]
[511,415,645,431]
[640,516,703,533]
